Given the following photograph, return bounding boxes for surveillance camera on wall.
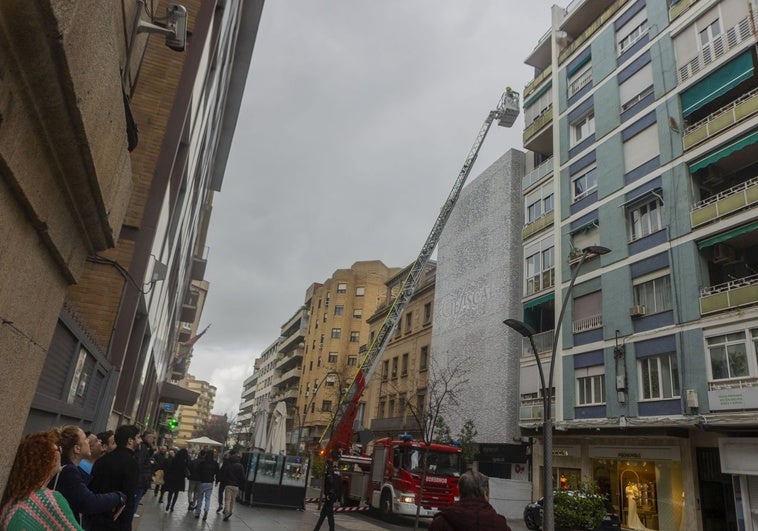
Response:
[165,4,187,52]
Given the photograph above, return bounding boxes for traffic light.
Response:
[167,417,178,431]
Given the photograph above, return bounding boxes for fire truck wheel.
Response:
[379,490,394,522]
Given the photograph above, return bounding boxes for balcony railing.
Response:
[524,65,552,99]
[523,211,555,240]
[678,16,753,84]
[521,329,555,358]
[709,376,758,390]
[669,0,701,21]
[523,157,554,191]
[691,176,758,227]
[519,397,555,421]
[568,67,592,97]
[700,274,758,314]
[558,0,631,63]
[684,87,758,150]
[573,313,603,333]
[523,106,553,144]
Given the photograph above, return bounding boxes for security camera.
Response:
[165,4,187,52]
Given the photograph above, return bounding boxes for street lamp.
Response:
[504,245,610,531]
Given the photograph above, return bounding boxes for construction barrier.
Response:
[334,505,370,513]
[305,497,327,503]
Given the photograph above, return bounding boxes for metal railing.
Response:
[523,157,554,190]
[709,376,758,390]
[568,67,592,97]
[572,313,603,333]
[684,86,758,149]
[692,175,758,211]
[701,273,758,297]
[521,329,555,358]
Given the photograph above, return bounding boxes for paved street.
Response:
[132,486,529,530]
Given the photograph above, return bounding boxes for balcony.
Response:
[524,65,552,99]
[276,365,302,387]
[523,157,553,191]
[180,302,197,323]
[678,16,753,84]
[519,397,556,422]
[669,0,701,21]
[526,269,555,297]
[684,88,758,151]
[523,106,553,144]
[573,313,603,333]
[691,176,758,227]
[523,211,555,240]
[708,376,758,410]
[567,67,592,98]
[558,0,630,64]
[700,273,758,315]
[190,253,207,281]
[521,329,554,358]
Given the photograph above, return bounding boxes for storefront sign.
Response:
[552,445,580,457]
[708,386,758,410]
[589,445,680,461]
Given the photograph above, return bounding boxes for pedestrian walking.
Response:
[51,426,125,529]
[152,445,168,496]
[87,424,141,531]
[163,448,190,512]
[428,470,511,531]
[187,450,202,510]
[313,461,340,531]
[133,429,156,518]
[219,449,244,521]
[216,451,228,513]
[0,429,83,530]
[194,450,219,520]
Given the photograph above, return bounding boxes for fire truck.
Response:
[317,87,520,520]
[337,436,464,520]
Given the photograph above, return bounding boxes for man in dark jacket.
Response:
[194,449,220,520]
[219,449,245,521]
[313,460,339,531]
[87,424,141,531]
[429,470,511,531]
[133,428,156,517]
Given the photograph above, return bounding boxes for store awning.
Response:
[697,220,758,249]
[681,51,754,116]
[524,291,555,310]
[689,128,758,173]
[159,381,199,406]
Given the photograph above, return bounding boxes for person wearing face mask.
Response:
[52,426,125,530]
[0,429,82,530]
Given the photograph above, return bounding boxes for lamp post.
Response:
[504,245,609,531]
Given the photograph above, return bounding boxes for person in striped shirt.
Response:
[0,429,83,530]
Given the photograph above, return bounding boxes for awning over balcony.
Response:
[681,51,754,116]
[524,291,555,310]
[159,381,199,406]
[697,220,758,249]
[689,128,758,173]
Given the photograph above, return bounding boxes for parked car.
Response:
[523,496,621,530]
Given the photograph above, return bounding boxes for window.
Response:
[350,331,360,343]
[707,332,749,380]
[620,63,653,112]
[699,19,721,63]
[525,238,555,295]
[618,19,648,55]
[420,346,429,371]
[325,293,330,307]
[334,305,344,316]
[576,365,606,405]
[525,182,555,224]
[323,313,327,323]
[628,196,663,241]
[353,308,362,319]
[337,283,347,294]
[572,112,595,145]
[392,357,398,378]
[382,360,389,380]
[395,320,402,337]
[624,124,659,173]
[633,273,672,314]
[311,402,315,413]
[388,399,395,417]
[568,61,592,97]
[524,86,552,126]
[405,312,413,333]
[424,302,432,324]
[573,291,602,333]
[416,394,426,416]
[571,165,597,201]
[639,353,680,400]
[331,328,341,339]
[328,352,338,363]
[348,356,357,366]
[321,400,332,412]
[355,286,365,296]
[402,353,409,376]
[378,401,385,419]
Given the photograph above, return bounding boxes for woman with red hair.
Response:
[0,430,83,530]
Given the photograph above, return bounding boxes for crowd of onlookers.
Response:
[0,425,244,530]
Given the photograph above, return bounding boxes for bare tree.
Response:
[403,356,470,530]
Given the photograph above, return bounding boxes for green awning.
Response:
[697,220,758,249]
[689,128,758,173]
[524,291,555,310]
[567,53,591,77]
[524,81,552,108]
[681,51,754,116]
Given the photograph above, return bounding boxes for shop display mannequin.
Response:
[626,483,646,530]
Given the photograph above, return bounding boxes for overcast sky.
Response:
[190,1,556,415]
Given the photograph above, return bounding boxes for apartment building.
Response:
[296,261,400,450]
[363,262,437,441]
[8,0,263,487]
[245,339,279,449]
[174,374,217,448]
[520,0,758,529]
[236,358,261,449]
[272,305,308,452]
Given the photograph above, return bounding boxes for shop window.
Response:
[576,365,605,405]
[639,353,680,400]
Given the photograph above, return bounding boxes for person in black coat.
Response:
[163,448,190,511]
[51,426,125,530]
[133,429,156,517]
[193,450,220,520]
[87,425,141,531]
[313,460,339,531]
[428,470,511,531]
[218,449,244,521]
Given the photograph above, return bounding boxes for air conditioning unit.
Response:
[629,305,647,318]
[712,243,737,264]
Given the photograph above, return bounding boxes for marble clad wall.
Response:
[432,149,525,443]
